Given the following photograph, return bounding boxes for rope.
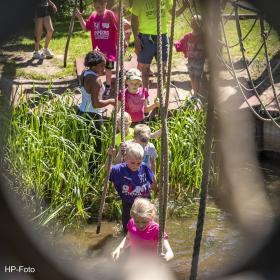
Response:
[189,85,214,280]
[260,17,280,113]
[96,0,124,234]
[119,3,126,160]
[156,0,165,256]
[160,0,177,257]
[220,10,280,125]
[219,17,258,48]
[63,0,78,67]
[189,2,217,277]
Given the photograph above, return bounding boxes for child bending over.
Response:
[111,197,174,261]
[109,142,155,233]
[175,15,205,97]
[76,0,118,98]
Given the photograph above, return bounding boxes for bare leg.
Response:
[105,69,112,86]
[190,77,200,95]
[139,63,150,89]
[34,17,43,51]
[43,16,54,49]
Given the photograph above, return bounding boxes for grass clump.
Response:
[3,89,206,228]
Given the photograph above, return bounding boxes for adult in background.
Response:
[33,0,57,59]
[131,0,173,89]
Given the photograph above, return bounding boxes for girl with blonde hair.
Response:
[111,198,174,261]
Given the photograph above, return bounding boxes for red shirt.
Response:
[175,32,204,60]
[118,87,149,123]
[86,9,118,61]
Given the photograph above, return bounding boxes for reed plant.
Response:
[3,90,206,228]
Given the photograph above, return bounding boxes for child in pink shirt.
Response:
[175,14,205,97]
[75,0,118,98]
[118,68,159,125]
[111,198,174,261]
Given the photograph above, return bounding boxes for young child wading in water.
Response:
[111,197,174,261]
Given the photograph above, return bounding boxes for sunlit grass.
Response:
[3,89,206,228]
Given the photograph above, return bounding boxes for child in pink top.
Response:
[118,68,159,125]
[175,14,205,97]
[75,0,118,98]
[112,198,174,261]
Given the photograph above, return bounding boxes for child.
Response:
[133,124,157,175]
[113,124,158,174]
[118,68,159,125]
[109,142,155,233]
[115,112,134,147]
[75,0,118,98]
[33,0,57,59]
[175,15,205,97]
[78,50,115,173]
[111,197,174,261]
[111,3,132,54]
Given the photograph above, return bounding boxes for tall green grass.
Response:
[3,90,206,228]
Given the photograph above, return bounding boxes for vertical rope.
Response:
[156,0,165,256]
[119,1,126,160]
[161,0,177,244]
[188,0,218,278]
[96,0,124,234]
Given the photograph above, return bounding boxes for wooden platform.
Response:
[75,54,190,119]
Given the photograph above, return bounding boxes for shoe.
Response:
[103,86,111,99]
[32,51,44,60]
[42,48,54,59]
[184,95,201,109]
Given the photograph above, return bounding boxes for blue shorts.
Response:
[138,33,168,65]
[187,59,205,78]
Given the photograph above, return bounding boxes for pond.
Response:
[51,155,280,279]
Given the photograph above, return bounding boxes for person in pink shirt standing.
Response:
[175,15,205,98]
[75,0,118,99]
[118,68,159,126]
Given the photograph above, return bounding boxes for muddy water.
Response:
[53,204,240,279]
[53,158,280,279]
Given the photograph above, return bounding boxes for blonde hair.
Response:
[125,142,144,159]
[130,198,156,220]
[134,124,151,140]
[117,112,132,126]
[191,14,202,32]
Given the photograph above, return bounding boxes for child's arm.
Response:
[162,239,174,261]
[144,98,159,113]
[150,128,161,139]
[84,77,115,108]
[131,14,141,55]
[111,234,130,262]
[150,158,156,176]
[75,8,86,31]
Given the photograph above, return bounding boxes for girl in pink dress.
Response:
[111,198,174,261]
[76,0,118,98]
